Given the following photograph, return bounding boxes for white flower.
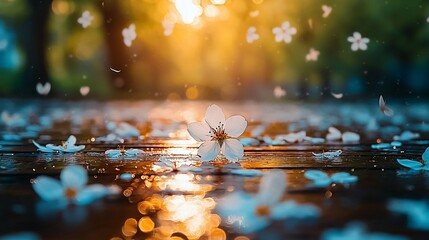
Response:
[187,104,247,162]
[322,5,332,18]
[217,171,319,233]
[305,48,320,62]
[33,135,85,153]
[322,222,407,240]
[304,170,357,187]
[246,26,259,43]
[388,199,429,230]
[397,147,429,170]
[77,11,93,28]
[36,82,51,96]
[379,95,394,117]
[122,24,137,47]
[347,32,369,51]
[97,122,140,142]
[32,165,120,205]
[80,86,90,96]
[105,148,145,158]
[312,150,342,159]
[272,21,297,43]
[273,86,286,98]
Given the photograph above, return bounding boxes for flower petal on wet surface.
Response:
[397,159,424,170]
[221,139,244,162]
[197,141,221,161]
[225,115,247,138]
[230,169,262,177]
[271,201,320,220]
[60,165,88,190]
[65,135,77,146]
[304,170,329,181]
[187,122,211,142]
[105,149,121,158]
[75,184,108,205]
[125,149,145,156]
[33,176,64,201]
[331,172,358,183]
[32,140,55,153]
[62,145,85,153]
[423,147,429,164]
[257,170,286,206]
[204,104,225,129]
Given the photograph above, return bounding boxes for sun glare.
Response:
[173,0,203,24]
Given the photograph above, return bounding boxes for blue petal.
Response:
[230,169,262,177]
[331,172,358,183]
[75,184,108,205]
[304,170,329,181]
[423,147,429,164]
[32,176,64,201]
[60,165,88,190]
[271,201,320,220]
[397,159,423,170]
[32,140,55,153]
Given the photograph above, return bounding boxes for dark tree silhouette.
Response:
[21,0,52,96]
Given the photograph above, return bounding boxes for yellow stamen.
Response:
[255,205,271,217]
[65,187,77,199]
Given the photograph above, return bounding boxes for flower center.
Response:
[255,205,271,217]
[62,141,68,149]
[65,187,77,200]
[210,122,228,142]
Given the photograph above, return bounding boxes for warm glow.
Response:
[173,0,203,24]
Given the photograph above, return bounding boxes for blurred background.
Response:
[0,0,428,100]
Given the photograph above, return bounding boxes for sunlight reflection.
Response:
[173,0,203,24]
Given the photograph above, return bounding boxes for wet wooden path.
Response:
[0,100,428,239]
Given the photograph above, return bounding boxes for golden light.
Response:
[173,0,203,24]
[211,0,226,4]
[155,195,220,239]
[139,216,155,233]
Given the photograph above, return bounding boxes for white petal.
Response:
[283,35,292,43]
[66,135,77,146]
[271,201,320,220]
[272,27,281,34]
[105,149,121,158]
[281,21,290,29]
[225,115,247,138]
[46,144,62,151]
[62,145,85,153]
[342,132,360,143]
[353,32,361,39]
[274,34,283,42]
[222,139,244,162]
[422,147,429,164]
[397,159,424,170]
[75,184,108,205]
[351,43,359,51]
[257,170,286,206]
[304,170,329,181]
[331,172,358,183]
[204,104,225,129]
[32,176,64,201]
[32,140,55,153]
[60,165,88,190]
[197,141,220,161]
[359,42,368,50]
[125,149,145,156]
[187,122,212,141]
[347,36,355,43]
[326,127,341,141]
[230,169,262,177]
